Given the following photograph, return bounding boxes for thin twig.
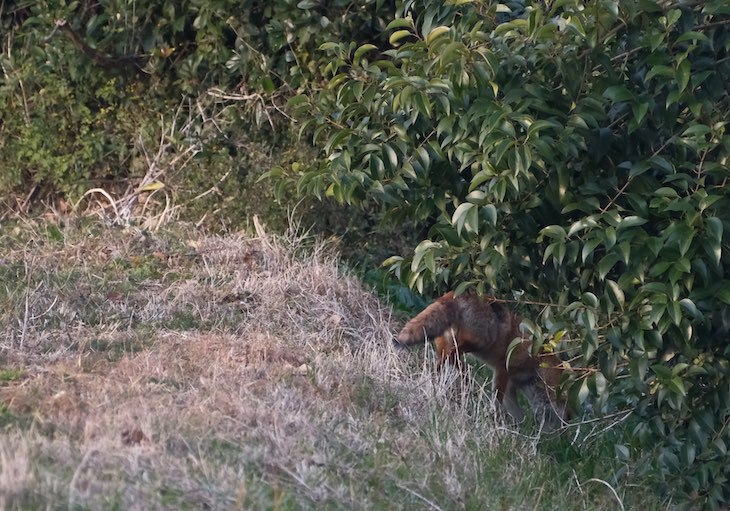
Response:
[695,18,730,31]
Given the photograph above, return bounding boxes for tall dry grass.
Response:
[0,220,661,510]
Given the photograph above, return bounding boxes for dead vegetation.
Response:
[0,219,661,510]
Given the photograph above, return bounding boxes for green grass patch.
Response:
[66,330,156,363]
[0,367,22,382]
[111,254,165,283]
[0,402,22,429]
[167,311,202,331]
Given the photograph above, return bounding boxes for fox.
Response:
[396,291,570,427]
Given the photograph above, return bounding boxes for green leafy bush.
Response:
[277,0,730,507]
[0,0,394,205]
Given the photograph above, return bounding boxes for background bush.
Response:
[0,0,393,224]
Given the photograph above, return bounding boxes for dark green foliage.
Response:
[0,0,395,207]
[277,0,730,507]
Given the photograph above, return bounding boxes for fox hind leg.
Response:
[518,379,567,431]
[493,369,525,423]
[502,378,526,423]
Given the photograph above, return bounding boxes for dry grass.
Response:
[0,219,662,510]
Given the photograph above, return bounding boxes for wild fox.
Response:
[396,291,570,426]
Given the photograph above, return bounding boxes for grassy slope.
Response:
[0,220,664,510]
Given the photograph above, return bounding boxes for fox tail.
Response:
[396,294,459,345]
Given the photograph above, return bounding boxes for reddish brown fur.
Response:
[397,291,570,426]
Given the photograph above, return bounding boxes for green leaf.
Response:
[712,438,727,457]
[603,85,633,103]
[567,217,599,237]
[649,260,673,277]
[699,195,722,212]
[411,240,440,273]
[676,227,694,257]
[454,281,477,296]
[383,145,398,170]
[649,155,674,173]
[415,146,430,171]
[665,9,681,27]
[389,30,413,46]
[649,30,665,51]
[582,292,598,307]
[581,237,601,263]
[414,92,432,119]
[483,204,497,226]
[526,119,562,139]
[675,31,710,44]
[466,203,479,235]
[645,65,674,82]
[381,255,403,268]
[452,202,475,236]
[706,217,723,242]
[676,59,691,94]
[353,44,378,63]
[262,76,276,94]
[287,95,310,110]
[605,279,625,308]
[603,227,616,249]
[539,225,567,241]
[466,190,486,204]
[618,216,648,229]
[629,161,650,177]
[469,170,493,192]
[659,449,680,473]
[716,282,730,305]
[631,102,649,125]
[577,377,590,404]
[598,253,620,280]
[668,300,682,326]
[652,364,672,380]
[425,26,450,45]
[494,18,528,36]
[666,90,681,109]
[386,18,413,30]
[680,443,696,466]
[615,444,630,461]
[679,298,701,319]
[654,187,678,198]
[681,124,710,138]
[668,376,686,397]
